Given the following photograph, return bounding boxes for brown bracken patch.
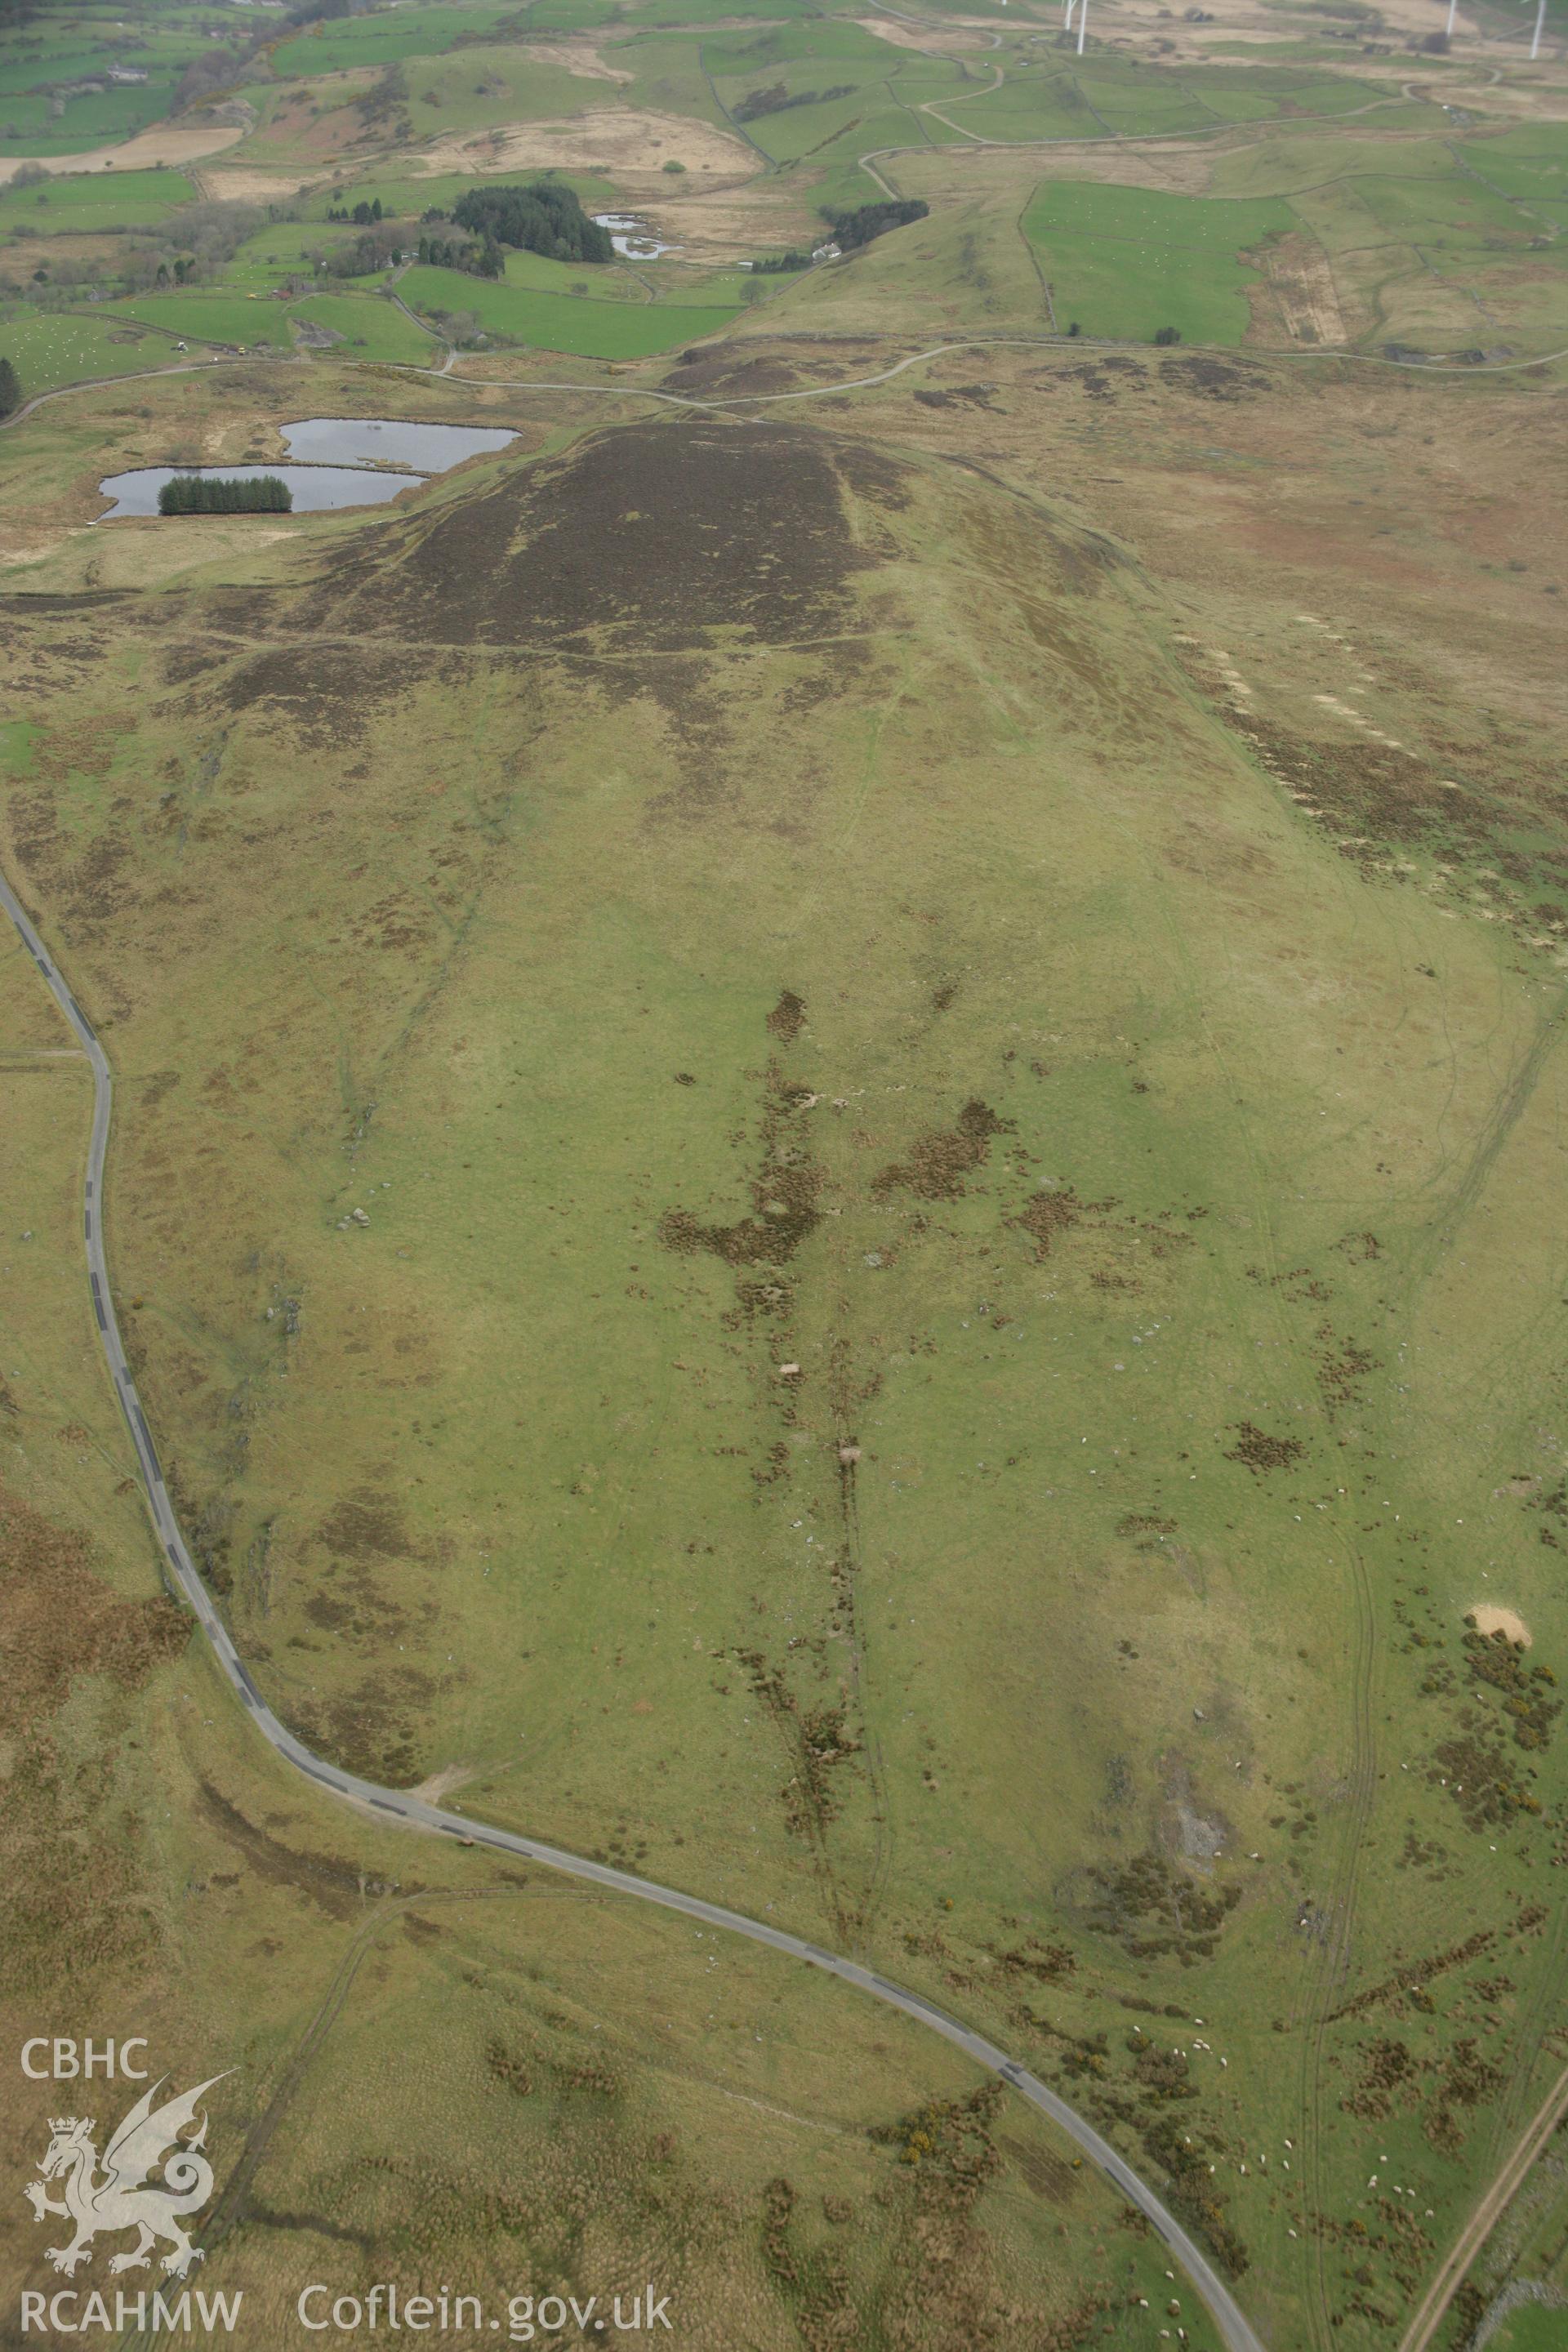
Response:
[0,1480,187,1719]
[1224,1422,1306,1473]
[765,989,806,1045]
[1013,1187,1085,1259]
[659,1058,823,1267]
[872,1098,1009,1201]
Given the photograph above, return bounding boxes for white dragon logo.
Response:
[24,2074,229,2279]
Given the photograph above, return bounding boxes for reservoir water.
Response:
[96,463,426,520]
[278,416,519,470]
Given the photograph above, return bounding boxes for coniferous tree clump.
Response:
[450,181,612,265]
[157,474,293,515]
[819,198,929,252]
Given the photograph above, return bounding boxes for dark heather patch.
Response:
[287,1664,437,1786]
[872,1098,1010,1200]
[297,421,904,654]
[913,384,999,412]
[665,349,804,397]
[212,643,428,748]
[161,644,234,688]
[1160,354,1267,402]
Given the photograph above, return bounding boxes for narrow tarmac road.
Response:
[0,857,1267,2352]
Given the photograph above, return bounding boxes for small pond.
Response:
[279,416,519,470]
[593,210,681,261]
[96,464,426,520]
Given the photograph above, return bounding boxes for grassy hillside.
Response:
[400,262,742,353]
[0,948,1141,2341]
[3,0,1568,2336]
[2,341,1566,2343]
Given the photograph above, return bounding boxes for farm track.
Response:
[1140,628,1395,2352]
[4,318,1567,470]
[1297,1536,1380,2351]
[1396,2058,1568,2352]
[1396,990,1568,2171]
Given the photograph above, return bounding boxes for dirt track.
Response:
[1396,2060,1568,2352]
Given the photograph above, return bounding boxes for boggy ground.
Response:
[1,339,1566,2350]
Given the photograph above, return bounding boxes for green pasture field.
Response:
[1353,171,1538,246]
[1491,2314,1568,2352]
[1464,126,1568,224]
[0,14,207,154]
[1174,78,1282,126]
[97,282,442,365]
[1210,130,1463,197]
[0,166,193,235]
[287,290,438,364]
[7,9,1568,2337]
[0,87,180,157]
[0,306,184,395]
[103,289,296,348]
[920,68,1107,143]
[784,100,956,207]
[1026,180,1298,254]
[1029,225,1264,344]
[269,5,523,81]
[1234,149,1568,352]
[699,19,909,78]
[699,14,982,177]
[496,246,647,301]
[401,47,616,140]
[610,29,732,126]
[654,264,755,305]
[0,56,193,158]
[721,83,925,170]
[400,261,740,350]
[1196,131,1568,335]
[1070,69,1221,136]
[1023,182,1296,345]
[224,225,342,290]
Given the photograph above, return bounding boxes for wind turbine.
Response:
[1445,0,1457,38]
[1530,0,1546,59]
[1077,0,1088,52]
